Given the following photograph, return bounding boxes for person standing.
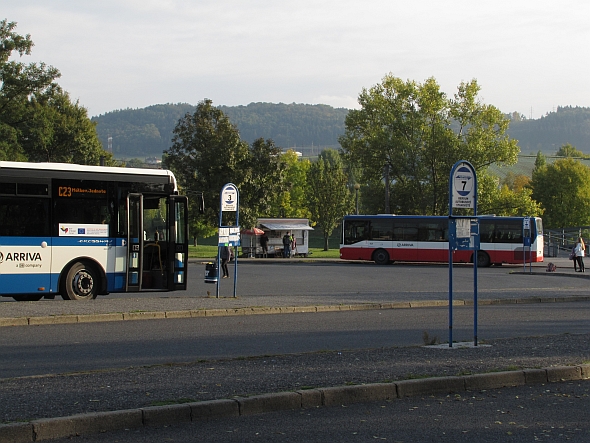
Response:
[220,245,230,278]
[291,234,297,257]
[282,232,291,258]
[260,232,269,258]
[574,237,585,272]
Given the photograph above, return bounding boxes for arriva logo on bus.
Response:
[0,251,42,264]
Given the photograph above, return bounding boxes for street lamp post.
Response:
[354,183,360,215]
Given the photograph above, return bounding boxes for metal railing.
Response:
[544,227,590,257]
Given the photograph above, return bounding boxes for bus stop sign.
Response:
[451,162,475,209]
[523,217,531,247]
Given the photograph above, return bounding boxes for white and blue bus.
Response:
[0,161,188,301]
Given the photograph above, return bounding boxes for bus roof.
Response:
[0,161,177,189]
[343,214,537,221]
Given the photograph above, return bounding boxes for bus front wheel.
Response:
[61,262,99,300]
[373,249,390,265]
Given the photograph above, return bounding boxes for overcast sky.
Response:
[5,1,589,118]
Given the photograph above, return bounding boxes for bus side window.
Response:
[404,227,418,241]
[360,223,370,240]
[417,226,428,241]
[344,221,368,244]
[0,198,50,237]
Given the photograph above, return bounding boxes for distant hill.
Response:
[92,103,195,158]
[92,102,348,158]
[91,103,590,161]
[507,106,590,155]
[488,155,590,183]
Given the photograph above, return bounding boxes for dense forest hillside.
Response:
[92,103,590,159]
[92,104,195,158]
[508,106,590,154]
[92,102,347,158]
[218,103,347,154]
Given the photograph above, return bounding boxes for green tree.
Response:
[478,171,542,217]
[500,171,531,192]
[530,158,590,228]
[0,19,109,164]
[556,143,588,158]
[238,138,288,228]
[533,150,546,174]
[307,149,352,250]
[269,150,311,219]
[340,75,519,215]
[23,87,110,164]
[125,158,145,168]
[1,19,58,161]
[164,99,250,232]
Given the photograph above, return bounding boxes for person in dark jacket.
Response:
[260,233,269,258]
[220,245,231,278]
[282,233,291,258]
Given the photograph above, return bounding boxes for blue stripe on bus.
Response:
[108,273,127,292]
[2,272,128,295]
[0,274,56,294]
[0,237,51,246]
[51,238,118,246]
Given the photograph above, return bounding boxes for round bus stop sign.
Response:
[452,163,475,209]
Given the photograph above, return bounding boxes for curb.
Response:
[2,364,588,442]
[2,295,590,328]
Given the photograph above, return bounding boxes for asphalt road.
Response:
[167,260,590,303]
[2,301,590,378]
[1,260,589,314]
[2,260,590,379]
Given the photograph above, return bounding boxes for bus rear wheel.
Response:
[474,251,491,267]
[373,249,390,265]
[61,262,99,300]
[12,295,44,302]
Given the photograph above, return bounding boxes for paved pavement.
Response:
[1,255,589,442]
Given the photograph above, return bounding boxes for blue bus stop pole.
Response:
[448,226,453,348]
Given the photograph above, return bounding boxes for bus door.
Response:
[167,196,188,290]
[125,194,143,292]
[125,194,188,292]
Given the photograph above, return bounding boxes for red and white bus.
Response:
[340,215,543,267]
